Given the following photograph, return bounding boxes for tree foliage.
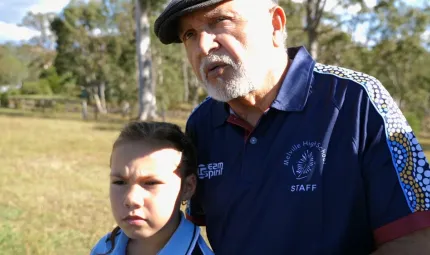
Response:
[0,0,429,131]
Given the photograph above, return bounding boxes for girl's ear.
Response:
[181,174,197,201]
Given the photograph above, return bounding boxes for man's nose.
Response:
[197,31,219,56]
[123,184,144,209]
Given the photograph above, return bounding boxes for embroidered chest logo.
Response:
[198,162,224,179]
[284,141,327,192]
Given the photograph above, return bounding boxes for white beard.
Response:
[199,53,266,102]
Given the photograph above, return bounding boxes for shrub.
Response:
[21,80,53,95]
[0,89,20,108]
[404,111,422,135]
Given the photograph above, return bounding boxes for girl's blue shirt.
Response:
[90,213,213,255]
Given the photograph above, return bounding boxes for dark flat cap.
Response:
[154,0,279,45]
[154,0,226,45]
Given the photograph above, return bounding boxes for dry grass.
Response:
[0,110,429,255]
[0,110,192,255]
[0,114,118,255]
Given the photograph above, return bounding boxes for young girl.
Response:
[90,121,213,255]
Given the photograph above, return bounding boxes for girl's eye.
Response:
[112,180,126,185]
[144,181,161,186]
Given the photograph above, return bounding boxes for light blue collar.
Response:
[109,229,129,254]
[158,212,200,255]
[110,212,200,255]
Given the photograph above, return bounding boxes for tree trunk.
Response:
[93,94,105,115]
[152,47,162,115]
[156,55,163,85]
[121,101,130,118]
[136,0,157,121]
[98,82,107,113]
[424,100,430,134]
[307,28,319,60]
[94,104,99,120]
[182,47,189,102]
[304,0,327,60]
[92,86,107,114]
[398,96,403,110]
[81,100,88,120]
[190,76,200,107]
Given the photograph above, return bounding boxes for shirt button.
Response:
[250,137,258,144]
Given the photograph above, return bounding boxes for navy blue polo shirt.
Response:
[185,46,430,255]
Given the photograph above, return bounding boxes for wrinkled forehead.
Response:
[154,0,278,44]
[178,0,274,32]
[182,0,274,19]
[178,1,239,31]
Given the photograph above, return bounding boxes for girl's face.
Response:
[109,141,195,240]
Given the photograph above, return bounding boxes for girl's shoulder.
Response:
[90,232,112,255]
[181,216,214,255]
[192,234,214,255]
[90,229,128,255]
[158,214,214,255]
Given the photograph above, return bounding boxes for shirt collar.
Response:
[110,212,199,255]
[158,212,200,255]
[110,229,129,254]
[212,100,230,128]
[212,46,315,127]
[271,46,315,111]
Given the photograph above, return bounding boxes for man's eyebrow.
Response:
[110,173,127,178]
[204,8,238,19]
[178,8,239,36]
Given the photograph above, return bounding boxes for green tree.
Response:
[366,1,430,111]
[0,45,28,85]
[51,0,138,113]
[279,0,370,59]
[20,12,56,50]
[135,0,169,120]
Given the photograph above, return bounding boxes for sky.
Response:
[0,0,427,44]
[0,0,70,43]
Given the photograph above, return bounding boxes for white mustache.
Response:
[199,54,236,79]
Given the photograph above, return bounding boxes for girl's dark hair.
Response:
[111,121,197,178]
[101,121,197,255]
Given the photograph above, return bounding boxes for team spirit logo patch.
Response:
[284,141,327,192]
[198,162,224,179]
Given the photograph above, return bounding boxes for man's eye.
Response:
[183,31,195,41]
[216,16,229,23]
[112,180,126,185]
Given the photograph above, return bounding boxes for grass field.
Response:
[0,114,118,255]
[0,110,429,255]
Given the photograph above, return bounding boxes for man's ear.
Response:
[271,6,287,47]
[182,174,197,201]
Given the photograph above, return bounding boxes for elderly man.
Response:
[154,0,430,254]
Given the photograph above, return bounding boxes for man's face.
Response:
[179,0,276,102]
